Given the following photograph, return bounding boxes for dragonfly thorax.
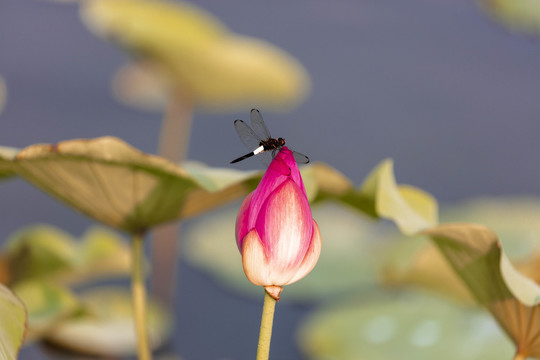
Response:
[261,137,286,151]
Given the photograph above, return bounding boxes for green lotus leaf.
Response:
[0,284,27,360]
[5,225,77,285]
[81,0,310,111]
[304,162,375,215]
[12,280,79,341]
[3,136,259,233]
[384,197,540,304]
[442,197,540,289]
[298,291,514,360]
[183,203,392,301]
[183,161,259,193]
[180,161,261,219]
[300,159,438,227]
[74,226,131,283]
[423,223,540,359]
[480,0,540,36]
[360,159,438,235]
[44,287,172,357]
[4,224,131,286]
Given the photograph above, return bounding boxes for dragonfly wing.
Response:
[258,151,274,167]
[292,151,310,164]
[233,119,263,151]
[250,109,272,140]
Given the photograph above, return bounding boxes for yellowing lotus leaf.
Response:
[360,159,438,235]
[301,162,352,202]
[500,253,540,306]
[81,0,226,51]
[168,34,310,111]
[480,0,540,35]
[0,284,26,360]
[423,223,540,358]
[82,0,310,111]
[304,163,353,196]
[5,137,256,233]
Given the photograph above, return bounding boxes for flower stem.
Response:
[156,90,194,162]
[151,91,194,306]
[256,290,277,360]
[132,232,152,360]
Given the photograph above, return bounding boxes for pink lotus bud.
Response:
[235,147,321,300]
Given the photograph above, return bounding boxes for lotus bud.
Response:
[235,147,321,300]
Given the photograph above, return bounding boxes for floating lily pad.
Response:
[183,203,392,301]
[0,284,27,360]
[298,291,514,360]
[45,287,171,357]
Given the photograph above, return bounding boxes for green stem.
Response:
[151,91,194,306]
[256,290,277,360]
[132,232,152,360]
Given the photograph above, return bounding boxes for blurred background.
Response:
[1,0,540,359]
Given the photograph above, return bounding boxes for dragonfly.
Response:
[230,109,310,166]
